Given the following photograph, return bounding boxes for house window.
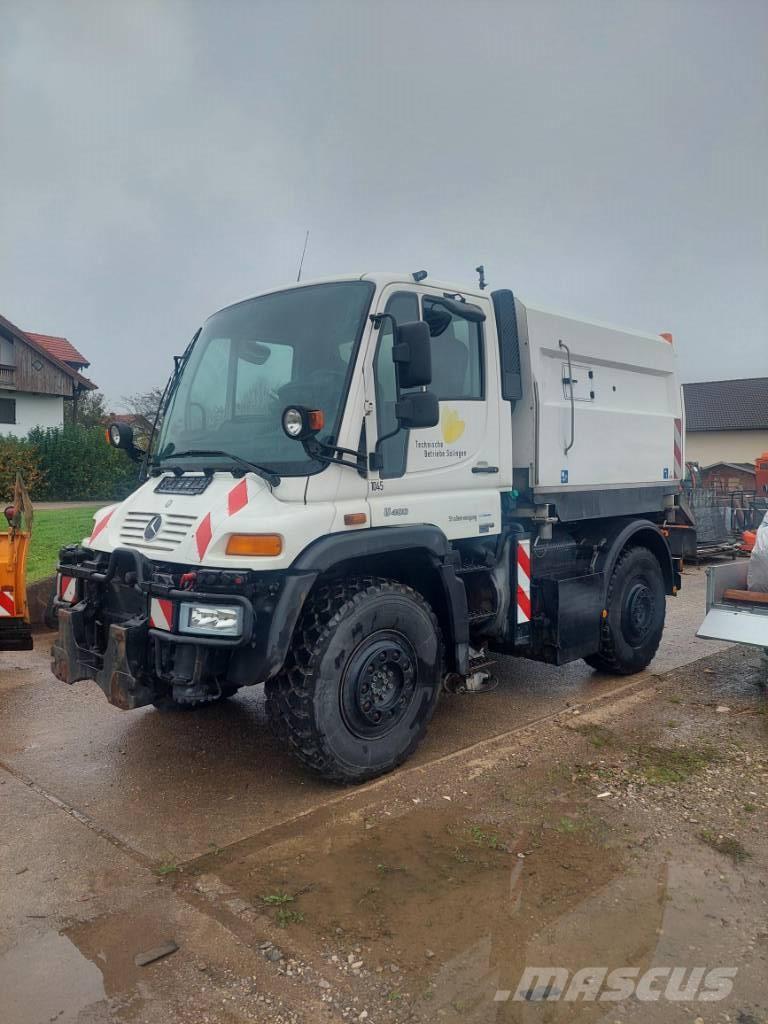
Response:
[0,398,15,424]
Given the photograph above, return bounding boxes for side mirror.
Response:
[395,391,439,430]
[106,422,144,462]
[393,321,432,389]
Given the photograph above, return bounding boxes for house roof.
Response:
[0,313,97,391]
[110,413,153,432]
[25,332,90,368]
[701,462,756,474]
[683,378,768,432]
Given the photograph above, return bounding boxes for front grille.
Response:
[118,511,198,553]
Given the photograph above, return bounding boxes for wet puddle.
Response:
[0,930,106,1024]
[197,803,682,1019]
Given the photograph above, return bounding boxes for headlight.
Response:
[282,406,304,438]
[178,603,243,637]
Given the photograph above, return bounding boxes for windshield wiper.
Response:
[160,450,280,487]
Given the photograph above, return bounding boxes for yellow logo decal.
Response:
[441,408,466,444]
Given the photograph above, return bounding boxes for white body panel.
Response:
[513,302,682,491]
[89,273,683,569]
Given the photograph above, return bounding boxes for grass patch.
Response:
[699,831,751,864]
[28,506,100,582]
[554,814,594,835]
[574,724,617,750]
[743,803,758,814]
[467,825,503,850]
[634,743,720,786]
[261,891,294,905]
[155,860,179,876]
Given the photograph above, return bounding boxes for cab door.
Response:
[365,284,502,541]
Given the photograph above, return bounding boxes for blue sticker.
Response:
[663,467,669,479]
[561,469,569,484]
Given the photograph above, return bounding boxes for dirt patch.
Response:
[179,644,768,1023]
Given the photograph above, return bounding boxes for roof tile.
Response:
[683,378,768,432]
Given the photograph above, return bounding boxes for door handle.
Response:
[472,464,499,474]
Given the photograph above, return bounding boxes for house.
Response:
[682,377,768,466]
[0,313,97,435]
[698,461,756,494]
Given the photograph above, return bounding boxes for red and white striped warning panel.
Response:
[194,475,259,561]
[58,574,78,604]
[673,417,683,480]
[0,589,15,617]
[149,597,174,632]
[516,539,531,624]
[89,507,115,547]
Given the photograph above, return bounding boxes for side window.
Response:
[373,291,419,479]
[423,298,484,400]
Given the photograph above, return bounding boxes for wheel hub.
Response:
[622,580,655,646]
[340,632,417,738]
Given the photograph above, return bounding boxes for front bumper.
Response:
[51,546,317,709]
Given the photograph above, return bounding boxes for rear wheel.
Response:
[585,546,666,675]
[266,578,443,783]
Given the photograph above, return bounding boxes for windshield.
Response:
[156,281,374,476]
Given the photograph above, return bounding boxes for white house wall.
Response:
[0,392,64,437]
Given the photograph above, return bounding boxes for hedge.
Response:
[0,425,139,503]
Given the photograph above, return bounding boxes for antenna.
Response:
[475,265,487,290]
[296,230,310,282]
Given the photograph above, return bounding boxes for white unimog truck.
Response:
[52,272,693,782]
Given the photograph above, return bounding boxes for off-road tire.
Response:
[584,546,666,675]
[265,577,443,784]
[152,687,239,712]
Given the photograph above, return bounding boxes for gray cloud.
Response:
[1,0,766,404]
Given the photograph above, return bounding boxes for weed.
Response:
[276,908,305,927]
[261,891,295,906]
[743,803,758,813]
[699,831,751,864]
[468,826,502,849]
[155,860,179,876]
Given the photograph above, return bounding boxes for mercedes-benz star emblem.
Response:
[144,514,163,541]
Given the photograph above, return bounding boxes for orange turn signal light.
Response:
[307,409,324,431]
[344,512,367,526]
[226,533,283,557]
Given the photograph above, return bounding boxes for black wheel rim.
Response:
[340,630,418,740]
[621,578,656,647]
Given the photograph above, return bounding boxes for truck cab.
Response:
[53,272,688,782]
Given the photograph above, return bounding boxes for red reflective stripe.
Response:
[517,543,531,580]
[516,585,531,621]
[195,512,213,560]
[149,598,174,631]
[0,590,15,616]
[89,509,114,545]
[227,478,249,517]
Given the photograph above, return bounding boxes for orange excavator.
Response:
[0,473,33,651]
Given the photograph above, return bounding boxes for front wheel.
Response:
[584,546,666,675]
[266,578,443,783]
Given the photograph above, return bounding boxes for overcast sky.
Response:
[1,0,766,406]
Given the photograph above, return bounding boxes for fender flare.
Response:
[590,520,676,598]
[291,525,470,674]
